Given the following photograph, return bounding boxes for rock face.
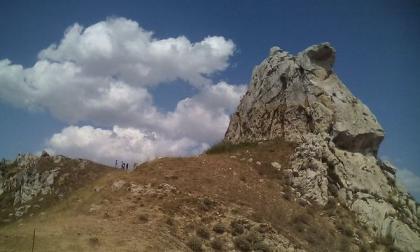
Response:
[225,43,420,251]
[0,153,110,222]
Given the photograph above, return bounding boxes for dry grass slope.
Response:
[0,140,383,251]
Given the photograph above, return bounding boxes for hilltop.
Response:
[1,141,379,251]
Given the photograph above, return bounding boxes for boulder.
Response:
[271,162,282,170]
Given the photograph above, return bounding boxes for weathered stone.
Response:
[224,43,420,250]
[271,162,282,170]
[111,180,126,192]
[380,218,420,252]
[0,153,100,220]
[381,160,397,175]
[226,43,383,154]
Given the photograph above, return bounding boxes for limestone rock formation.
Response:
[0,153,110,222]
[225,43,420,251]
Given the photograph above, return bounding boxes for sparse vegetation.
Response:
[256,223,271,234]
[234,235,252,251]
[283,190,292,201]
[199,197,215,211]
[213,223,226,234]
[187,236,203,252]
[231,220,245,236]
[165,216,175,226]
[205,141,257,154]
[196,226,210,239]
[88,237,99,247]
[253,241,272,252]
[245,230,263,245]
[0,139,380,252]
[137,213,149,223]
[338,222,354,237]
[211,238,225,250]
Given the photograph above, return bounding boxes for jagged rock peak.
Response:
[297,42,336,73]
[225,42,384,155]
[224,43,420,251]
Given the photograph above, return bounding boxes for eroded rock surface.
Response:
[0,152,110,222]
[225,43,420,251]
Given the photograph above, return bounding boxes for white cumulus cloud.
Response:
[0,17,246,166]
[397,168,420,201]
[46,125,208,166]
[38,18,235,87]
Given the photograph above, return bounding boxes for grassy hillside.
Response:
[0,141,383,251]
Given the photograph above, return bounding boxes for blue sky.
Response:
[0,0,419,198]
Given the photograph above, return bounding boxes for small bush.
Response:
[187,236,203,252]
[253,241,272,252]
[166,217,174,226]
[231,220,245,236]
[213,223,226,234]
[137,213,149,223]
[234,236,252,251]
[211,238,224,250]
[246,230,262,244]
[292,213,311,225]
[88,237,99,247]
[196,227,210,239]
[283,191,292,201]
[294,222,306,233]
[257,223,271,234]
[199,198,215,211]
[205,141,257,154]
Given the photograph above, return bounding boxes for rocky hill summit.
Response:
[225,43,420,251]
[0,152,112,222]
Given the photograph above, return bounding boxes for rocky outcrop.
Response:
[0,154,58,219]
[225,43,420,251]
[0,152,110,222]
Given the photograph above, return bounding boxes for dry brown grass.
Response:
[0,139,372,251]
